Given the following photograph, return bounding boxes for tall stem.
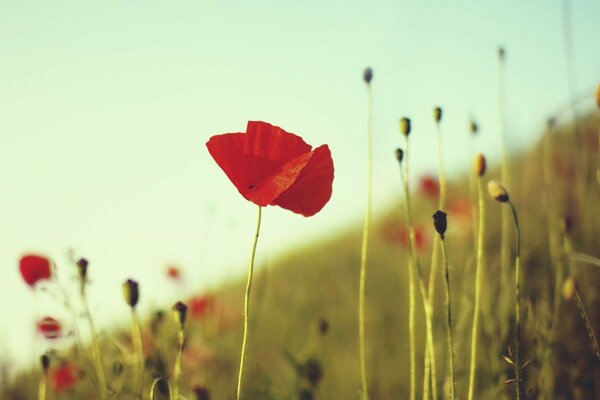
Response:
[81,284,108,400]
[38,373,47,400]
[172,327,185,400]
[236,206,262,400]
[440,238,456,400]
[467,177,485,400]
[509,201,521,400]
[358,83,373,400]
[131,310,144,398]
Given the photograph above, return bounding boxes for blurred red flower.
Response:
[418,175,439,199]
[189,295,214,319]
[19,254,51,287]
[51,363,79,392]
[399,226,426,250]
[37,316,61,340]
[166,265,181,280]
[206,121,334,217]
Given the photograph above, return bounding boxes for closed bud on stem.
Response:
[433,106,443,123]
[395,148,404,163]
[498,46,506,62]
[470,119,479,135]
[399,117,411,136]
[562,277,575,301]
[363,67,373,84]
[193,385,211,400]
[487,180,509,203]
[432,210,448,238]
[473,153,486,177]
[40,354,50,373]
[595,84,600,109]
[76,258,88,281]
[122,279,139,309]
[173,301,188,328]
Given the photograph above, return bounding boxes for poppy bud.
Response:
[470,119,479,135]
[395,148,404,163]
[562,277,575,301]
[193,385,210,400]
[399,117,411,136]
[302,357,323,387]
[41,354,50,373]
[433,106,443,123]
[122,279,139,309]
[76,258,88,281]
[595,84,600,109]
[316,318,329,336]
[363,67,373,84]
[473,153,486,177]
[498,46,506,61]
[487,180,509,203]
[173,301,188,327]
[432,210,447,238]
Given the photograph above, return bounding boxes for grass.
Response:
[3,114,600,400]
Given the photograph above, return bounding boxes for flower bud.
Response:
[473,153,486,177]
[432,210,447,238]
[562,277,575,301]
[595,84,600,109]
[193,385,210,400]
[316,318,329,336]
[498,46,506,61]
[173,301,188,327]
[470,119,479,135]
[487,181,509,203]
[363,67,373,84]
[122,279,139,309]
[41,354,50,373]
[395,148,404,163]
[76,258,88,281]
[399,117,411,136]
[433,106,443,123]
[302,357,323,387]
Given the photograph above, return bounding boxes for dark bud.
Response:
[433,106,443,123]
[432,210,448,238]
[298,389,315,400]
[363,67,373,84]
[470,119,479,135]
[193,385,211,400]
[40,354,50,372]
[498,46,506,61]
[560,215,573,236]
[395,148,404,163]
[488,181,509,203]
[302,357,323,387]
[173,301,188,327]
[122,279,140,309]
[76,258,88,280]
[316,318,329,336]
[399,117,411,136]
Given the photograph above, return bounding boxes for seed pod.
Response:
[595,84,600,109]
[173,301,188,327]
[363,67,373,84]
[432,210,448,238]
[488,180,509,203]
[122,279,139,309]
[395,148,404,163]
[76,258,88,281]
[399,117,411,136]
[473,154,486,177]
[433,106,443,123]
[40,354,50,373]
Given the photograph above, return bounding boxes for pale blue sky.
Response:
[1,1,598,369]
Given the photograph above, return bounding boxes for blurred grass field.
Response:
[3,113,600,400]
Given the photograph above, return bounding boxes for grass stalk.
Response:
[467,176,485,400]
[358,79,373,400]
[236,206,263,400]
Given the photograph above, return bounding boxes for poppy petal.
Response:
[272,145,334,216]
[206,132,249,195]
[19,255,51,287]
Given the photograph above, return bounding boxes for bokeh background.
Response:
[1,0,599,373]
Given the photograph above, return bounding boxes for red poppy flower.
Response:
[418,175,439,199]
[188,295,214,319]
[19,254,52,287]
[206,121,334,217]
[399,226,426,251]
[37,316,61,340]
[51,363,79,392]
[166,265,181,280]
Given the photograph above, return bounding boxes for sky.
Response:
[1,1,599,370]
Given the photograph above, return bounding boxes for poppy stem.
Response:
[236,206,262,400]
[80,282,108,400]
[131,309,144,398]
[38,372,47,400]
[439,236,456,400]
[508,200,521,400]
[172,326,185,400]
[358,81,373,400]
[467,176,485,400]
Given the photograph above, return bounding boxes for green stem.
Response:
[131,310,144,398]
[236,206,262,400]
[467,177,485,400]
[358,83,373,400]
[38,373,47,400]
[440,238,456,400]
[81,284,108,400]
[509,201,521,400]
[172,327,184,400]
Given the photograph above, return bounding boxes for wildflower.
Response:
[419,175,439,199]
[188,295,214,319]
[206,121,334,217]
[37,316,61,340]
[19,254,51,287]
[400,226,425,250]
[51,363,79,392]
